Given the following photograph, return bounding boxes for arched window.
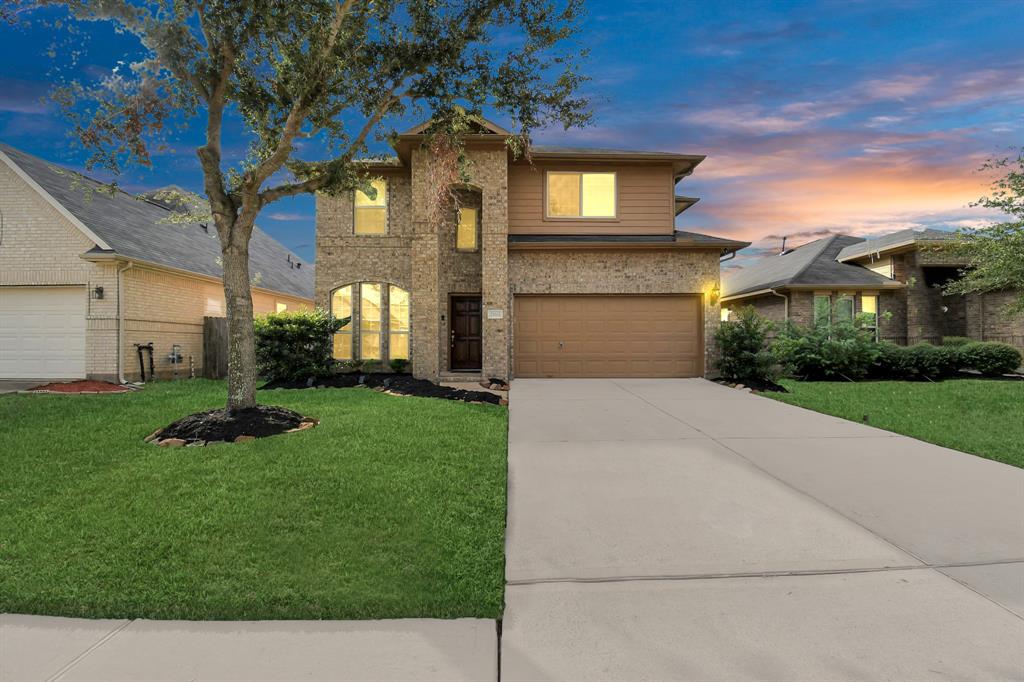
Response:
[331,282,410,363]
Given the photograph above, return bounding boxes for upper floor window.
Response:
[354,179,387,234]
[546,171,616,218]
[456,207,479,251]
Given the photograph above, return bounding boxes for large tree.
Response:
[941,149,1024,315]
[29,0,589,410]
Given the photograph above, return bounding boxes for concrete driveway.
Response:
[503,378,1024,681]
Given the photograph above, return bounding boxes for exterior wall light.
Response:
[92,285,105,300]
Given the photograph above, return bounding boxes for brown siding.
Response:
[508,161,675,235]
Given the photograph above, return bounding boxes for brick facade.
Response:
[0,158,311,381]
[727,246,1022,352]
[315,144,725,380]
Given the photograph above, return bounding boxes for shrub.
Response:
[959,342,1022,376]
[942,336,972,347]
[254,309,346,382]
[361,360,384,373]
[715,306,777,384]
[884,343,960,380]
[774,320,880,380]
[389,358,410,374]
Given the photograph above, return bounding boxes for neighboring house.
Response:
[721,228,1023,350]
[0,143,313,382]
[315,118,748,381]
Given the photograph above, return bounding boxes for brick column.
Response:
[410,149,441,381]
[480,151,510,381]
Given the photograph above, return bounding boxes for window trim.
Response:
[330,282,411,364]
[835,294,855,325]
[813,294,832,328]
[353,179,388,236]
[860,293,880,341]
[543,170,619,221]
[455,206,480,252]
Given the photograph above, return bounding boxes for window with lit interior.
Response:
[331,282,411,364]
[546,171,616,218]
[456,207,479,251]
[354,179,387,234]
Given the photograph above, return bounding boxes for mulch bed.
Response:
[147,405,316,447]
[28,380,132,394]
[715,378,788,393]
[262,373,504,405]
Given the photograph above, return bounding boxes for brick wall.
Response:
[510,248,721,375]
[1,157,310,381]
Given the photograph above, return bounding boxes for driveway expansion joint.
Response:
[507,558,1024,587]
[45,618,133,682]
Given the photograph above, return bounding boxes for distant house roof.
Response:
[835,227,956,262]
[722,235,899,300]
[0,143,314,300]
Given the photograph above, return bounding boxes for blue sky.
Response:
[1,0,1021,266]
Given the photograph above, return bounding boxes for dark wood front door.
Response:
[450,295,482,371]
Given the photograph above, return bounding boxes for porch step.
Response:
[438,373,482,383]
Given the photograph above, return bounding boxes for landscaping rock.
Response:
[234,435,256,443]
[158,438,186,447]
[144,428,164,443]
[500,398,509,406]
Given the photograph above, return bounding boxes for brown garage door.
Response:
[514,295,703,378]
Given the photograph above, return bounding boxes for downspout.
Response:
[117,261,134,384]
[769,288,789,321]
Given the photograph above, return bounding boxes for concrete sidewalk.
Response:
[0,616,497,682]
[503,378,1024,681]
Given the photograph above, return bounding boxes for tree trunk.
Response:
[221,234,258,412]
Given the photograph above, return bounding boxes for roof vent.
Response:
[779,236,791,256]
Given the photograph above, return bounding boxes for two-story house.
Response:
[721,228,1023,350]
[314,118,748,382]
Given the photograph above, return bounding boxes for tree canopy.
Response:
[27,0,591,410]
[941,150,1024,315]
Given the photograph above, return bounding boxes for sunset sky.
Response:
[0,0,1020,266]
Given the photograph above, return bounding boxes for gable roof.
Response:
[0,143,314,300]
[835,227,956,262]
[722,234,899,300]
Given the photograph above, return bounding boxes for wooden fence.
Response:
[202,317,229,379]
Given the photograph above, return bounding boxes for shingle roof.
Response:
[530,145,698,158]
[835,227,955,262]
[722,235,897,299]
[0,143,313,300]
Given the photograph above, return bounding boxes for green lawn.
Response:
[0,380,507,620]
[770,379,1024,468]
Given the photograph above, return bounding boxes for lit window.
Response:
[835,295,855,324]
[721,308,731,322]
[354,179,387,234]
[546,172,616,218]
[813,295,831,328]
[275,302,288,313]
[331,285,354,360]
[456,207,479,251]
[389,285,410,360]
[360,283,382,360]
[861,294,879,340]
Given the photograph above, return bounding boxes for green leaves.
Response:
[254,309,346,382]
[938,149,1024,316]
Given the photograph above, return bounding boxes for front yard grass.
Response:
[0,380,507,620]
[770,378,1024,468]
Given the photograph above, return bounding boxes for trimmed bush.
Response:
[959,342,1022,376]
[715,306,777,384]
[773,320,880,380]
[881,343,960,380]
[389,358,410,374]
[254,309,346,382]
[942,336,972,347]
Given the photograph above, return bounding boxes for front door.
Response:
[450,295,482,371]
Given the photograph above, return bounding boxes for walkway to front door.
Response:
[502,378,1024,680]
[450,295,481,371]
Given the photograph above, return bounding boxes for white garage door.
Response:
[0,286,87,379]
